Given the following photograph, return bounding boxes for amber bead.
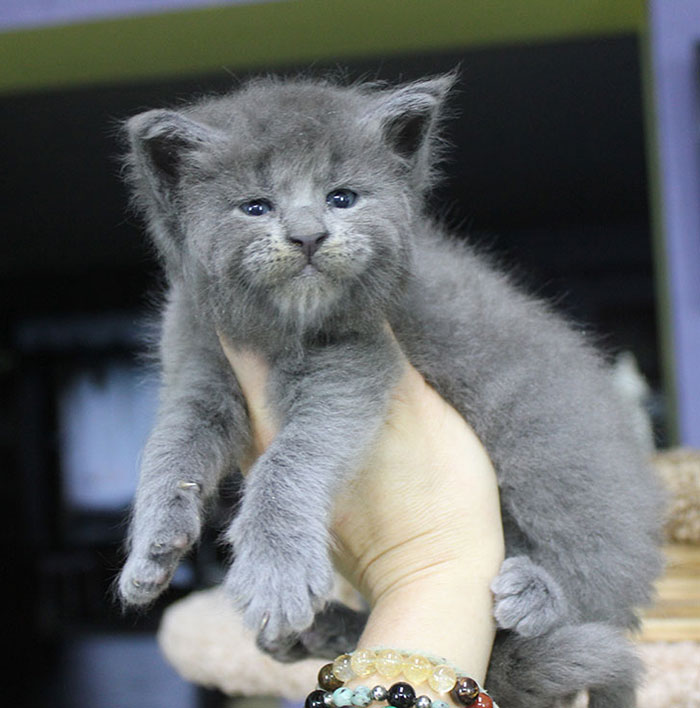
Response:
[318,663,344,691]
[387,682,417,708]
[428,664,457,693]
[450,677,480,706]
[332,654,356,682]
[376,649,404,679]
[351,649,377,678]
[475,693,493,708]
[402,654,432,684]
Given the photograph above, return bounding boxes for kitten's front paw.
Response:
[491,556,568,637]
[118,481,202,606]
[225,527,334,642]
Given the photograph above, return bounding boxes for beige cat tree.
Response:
[158,448,700,708]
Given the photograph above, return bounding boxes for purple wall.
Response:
[0,0,252,31]
[649,0,700,446]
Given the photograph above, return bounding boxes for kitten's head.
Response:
[124,74,454,332]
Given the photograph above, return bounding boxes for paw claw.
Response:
[177,480,201,492]
[225,546,333,642]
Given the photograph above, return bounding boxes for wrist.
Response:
[354,563,501,685]
[309,649,496,708]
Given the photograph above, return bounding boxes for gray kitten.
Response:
[118,74,664,708]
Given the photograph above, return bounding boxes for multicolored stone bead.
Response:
[306,689,328,708]
[428,664,457,694]
[332,654,356,683]
[450,677,480,706]
[387,682,417,708]
[351,686,373,707]
[333,687,355,707]
[318,663,344,692]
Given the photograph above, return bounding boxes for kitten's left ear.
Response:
[126,109,223,208]
[371,74,455,164]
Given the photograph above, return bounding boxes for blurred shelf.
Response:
[640,544,700,642]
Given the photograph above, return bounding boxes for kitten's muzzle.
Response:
[287,231,328,262]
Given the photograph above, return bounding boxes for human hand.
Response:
[220,333,504,686]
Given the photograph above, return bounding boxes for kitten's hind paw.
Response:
[256,602,368,662]
[255,630,311,663]
[491,556,568,637]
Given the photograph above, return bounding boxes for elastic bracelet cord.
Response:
[305,649,498,708]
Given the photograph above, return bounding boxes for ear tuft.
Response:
[128,111,188,182]
[126,109,220,197]
[123,109,223,266]
[373,74,456,160]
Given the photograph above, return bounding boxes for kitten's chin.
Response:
[300,263,320,277]
[273,271,343,328]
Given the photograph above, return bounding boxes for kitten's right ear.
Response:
[367,73,456,191]
[373,75,454,160]
[126,109,220,206]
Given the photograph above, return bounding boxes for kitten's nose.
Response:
[288,232,328,261]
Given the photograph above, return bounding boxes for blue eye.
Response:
[326,189,358,209]
[240,199,273,216]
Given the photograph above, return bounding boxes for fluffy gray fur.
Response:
[118,74,664,708]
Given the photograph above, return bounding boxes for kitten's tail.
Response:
[486,623,642,707]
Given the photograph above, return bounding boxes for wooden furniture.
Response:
[641,543,700,642]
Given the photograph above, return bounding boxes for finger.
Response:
[218,333,280,454]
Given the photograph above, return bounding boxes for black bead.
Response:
[306,689,328,708]
[387,682,417,708]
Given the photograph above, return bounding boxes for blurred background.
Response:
[2,1,699,706]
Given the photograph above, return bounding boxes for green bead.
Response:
[352,686,372,707]
[433,701,450,708]
[333,688,354,707]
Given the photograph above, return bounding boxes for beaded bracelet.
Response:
[305,650,498,708]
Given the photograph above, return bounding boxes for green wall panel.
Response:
[1,0,645,93]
